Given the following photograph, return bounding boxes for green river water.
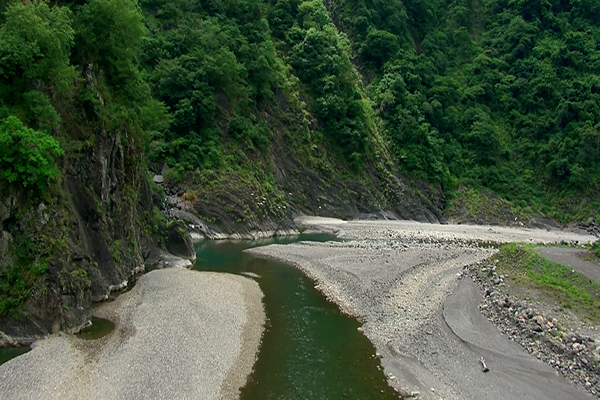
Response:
[194,235,400,400]
[1,235,401,400]
[0,346,29,365]
[0,315,116,367]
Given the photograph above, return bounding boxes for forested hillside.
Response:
[137,0,443,233]
[0,0,598,332]
[0,0,163,334]
[330,0,600,219]
[137,0,599,221]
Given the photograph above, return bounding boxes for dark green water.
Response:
[0,346,29,366]
[193,235,400,400]
[75,316,115,340]
[0,317,114,366]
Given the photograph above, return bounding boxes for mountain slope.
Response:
[0,0,162,338]
[0,0,598,336]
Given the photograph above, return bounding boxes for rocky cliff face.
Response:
[0,105,161,344]
[157,137,446,240]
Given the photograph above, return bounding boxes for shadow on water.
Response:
[193,234,401,400]
[75,316,115,340]
[1,307,115,367]
[0,346,30,366]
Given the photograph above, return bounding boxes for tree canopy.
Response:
[0,0,597,219]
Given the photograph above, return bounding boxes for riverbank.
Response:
[248,219,597,399]
[0,268,264,400]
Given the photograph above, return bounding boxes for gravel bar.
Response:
[249,218,596,400]
[0,268,265,400]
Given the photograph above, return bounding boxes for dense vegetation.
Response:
[138,0,599,220]
[0,0,162,190]
[138,0,378,185]
[332,0,600,218]
[0,0,598,217]
[0,0,162,317]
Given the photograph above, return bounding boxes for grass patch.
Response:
[496,243,600,323]
[592,241,600,259]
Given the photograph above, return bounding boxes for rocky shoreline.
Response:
[249,218,597,400]
[468,260,600,398]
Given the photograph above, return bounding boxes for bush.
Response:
[592,241,600,258]
[0,116,64,191]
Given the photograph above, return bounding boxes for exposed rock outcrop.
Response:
[0,65,161,342]
[166,221,196,260]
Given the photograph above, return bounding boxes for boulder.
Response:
[171,209,211,237]
[166,221,196,261]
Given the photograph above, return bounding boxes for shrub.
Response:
[0,116,64,191]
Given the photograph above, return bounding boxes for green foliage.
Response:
[497,244,600,323]
[0,116,64,191]
[59,268,91,293]
[0,0,75,131]
[73,0,162,146]
[139,0,286,171]
[592,241,600,259]
[0,223,59,317]
[285,1,375,168]
[0,0,595,227]
[0,0,74,89]
[333,0,600,217]
[360,29,400,68]
[0,260,47,317]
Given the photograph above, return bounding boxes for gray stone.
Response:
[171,210,210,237]
[166,221,196,261]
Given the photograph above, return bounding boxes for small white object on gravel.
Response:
[0,268,264,400]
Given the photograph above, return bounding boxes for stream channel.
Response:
[194,234,400,400]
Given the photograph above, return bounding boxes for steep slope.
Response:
[140,0,599,231]
[0,0,162,339]
[326,0,600,221]
[139,0,446,237]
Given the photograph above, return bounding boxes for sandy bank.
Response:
[0,268,264,400]
[248,219,596,399]
[296,216,597,244]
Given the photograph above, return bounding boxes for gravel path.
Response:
[536,247,600,283]
[0,268,265,400]
[249,219,597,399]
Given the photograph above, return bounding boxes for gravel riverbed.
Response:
[249,218,597,400]
[470,258,600,398]
[0,267,265,400]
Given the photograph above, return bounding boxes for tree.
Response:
[0,0,74,89]
[0,0,75,131]
[360,29,400,68]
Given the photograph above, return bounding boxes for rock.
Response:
[153,175,164,184]
[534,315,546,326]
[0,230,13,273]
[530,323,543,333]
[170,209,210,237]
[166,221,196,261]
[161,162,169,176]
